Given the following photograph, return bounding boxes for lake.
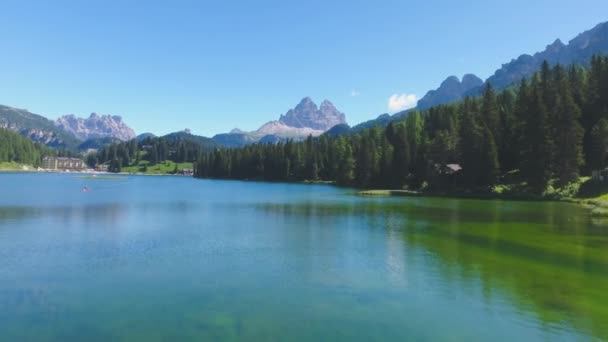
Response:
[0,173,607,341]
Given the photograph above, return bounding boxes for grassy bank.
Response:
[121,160,193,175]
[574,183,608,217]
[76,175,128,180]
[359,189,422,197]
[358,177,608,217]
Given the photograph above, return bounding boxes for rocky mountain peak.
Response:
[320,99,336,110]
[462,74,483,88]
[279,97,347,131]
[442,76,460,86]
[55,113,136,141]
[293,97,318,112]
[213,97,347,147]
[545,39,566,54]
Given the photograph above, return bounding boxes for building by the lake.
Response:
[179,168,194,176]
[42,157,86,171]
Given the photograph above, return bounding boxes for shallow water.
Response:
[0,173,606,341]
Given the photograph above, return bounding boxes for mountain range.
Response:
[0,106,137,151]
[1,20,607,151]
[56,113,136,141]
[212,97,347,147]
[416,21,608,111]
[324,20,608,135]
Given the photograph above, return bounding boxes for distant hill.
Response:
[352,114,393,132]
[136,133,156,141]
[161,131,219,152]
[323,124,352,137]
[211,132,258,148]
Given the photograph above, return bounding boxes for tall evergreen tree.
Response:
[553,72,584,185]
[458,105,483,188]
[481,83,501,143]
[588,118,608,170]
[521,78,553,191]
[479,125,500,187]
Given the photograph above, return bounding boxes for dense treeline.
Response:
[0,128,54,165]
[94,135,212,172]
[195,57,608,193]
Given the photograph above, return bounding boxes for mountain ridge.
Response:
[342,20,608,134]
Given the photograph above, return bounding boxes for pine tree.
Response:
[336,138,355,185]
[553,73,584,186]
[521,78,553,192]
[588,118,608,170]
[386,123,410,187]
[459,106,483,188]
[498,89,518,172]
[479,125,500,187]
[481,83,501,143]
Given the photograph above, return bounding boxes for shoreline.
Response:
[0,169,191,177]
[357,188,608,218]
[3,170,607,216]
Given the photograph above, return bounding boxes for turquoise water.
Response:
[0,173,607,341]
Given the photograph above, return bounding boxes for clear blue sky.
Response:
[0,0,606,136]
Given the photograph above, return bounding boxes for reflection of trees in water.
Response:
[0,204,128,226]
[255,198,608,339]
[397,202,608,340]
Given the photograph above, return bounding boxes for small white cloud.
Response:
[351,89,360,97]
[388,93,417,112]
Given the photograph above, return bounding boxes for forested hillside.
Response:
[93,132,218,172]
[195,56,608,194]
[0,128,52,166]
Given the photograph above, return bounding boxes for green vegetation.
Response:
[0,128,54,166]
[75,175,128,180]
[0,161,33,171]
[90,133,212,174]
[121,160,193,175]
[358,189,420,197]
[195,57,608,202]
